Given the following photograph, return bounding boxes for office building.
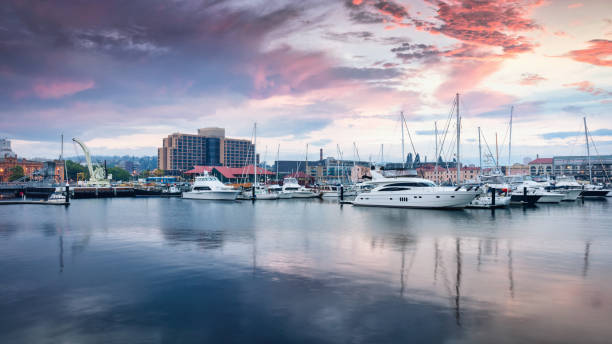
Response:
[157,128,254,172]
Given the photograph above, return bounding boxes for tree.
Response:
[107,166,131,181]
[139,170,151,178]
[8,165,24,181]
[153,169,164,177]
[65,160,89,181]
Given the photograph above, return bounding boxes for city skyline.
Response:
[1,0,610,163]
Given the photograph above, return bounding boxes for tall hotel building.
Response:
[157,127,254,172]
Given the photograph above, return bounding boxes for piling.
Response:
[523,187,527,205]
[491,187,496,207]
[65,184,70,205]
[340,185,344,201]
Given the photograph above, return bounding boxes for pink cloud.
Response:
[435,59,503,99]
[564,39,612,67]
[567,3,583,9]
[33,80,95,99]
[563,81,611,96]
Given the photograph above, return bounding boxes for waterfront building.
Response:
[417,165,480,184]
[528,158,553,176]
[553,155,612,183]
[157,128,254,172]
[184,165,273,184]
[507,163,530,176]
[273,157,369,183]
[0,156,47,182]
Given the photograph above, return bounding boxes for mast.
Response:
[276,144,280,182]
[584,117,591,182]
[478,127,482,172]
[253,122,257,186]
[434,121,438,184]
[456,93,461,184]
[508,106,513,174]
[305,143,309,185]
[401,111,405,168]
[495,132,499,171]
[61,133,67,183]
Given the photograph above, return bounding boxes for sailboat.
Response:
[580,117,610,198]
[353,94,480,209]
[249,123,278,200]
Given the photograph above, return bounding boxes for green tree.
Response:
[107,166,131,181]
[153,169,164,177]
[8,165,24,181]
[140,170,151,178]
[65,160,89,181]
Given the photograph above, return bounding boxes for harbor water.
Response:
[1,198,611,343]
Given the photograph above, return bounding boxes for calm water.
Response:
[1,198,611,343]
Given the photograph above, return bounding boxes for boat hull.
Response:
[536,193,564,204]
[353,190,478,209]
[510,194,541,205]
[289,191,320,198]
[182,191,240,200]
[558,189,581,201]
[580,190,609,198]
[467,196,511,209]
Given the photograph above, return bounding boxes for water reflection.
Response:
[0,198,611,343]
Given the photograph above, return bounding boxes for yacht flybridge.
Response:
[182,172,240,200]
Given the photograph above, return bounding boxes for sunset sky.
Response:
[1,0,610,165]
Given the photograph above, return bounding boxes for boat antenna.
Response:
[478,127,482,173]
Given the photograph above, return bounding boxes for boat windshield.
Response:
[480,175,505,184]
[284,178,298,185]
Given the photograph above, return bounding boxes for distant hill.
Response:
[66,155,157,172]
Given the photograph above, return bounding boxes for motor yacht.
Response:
[280,177,320,198]
[550,176,583,201]
[352,170,479,209]
[320,184,357,198]
[505,175,562,204]
[466,184,511,209]
[182,173,241,200]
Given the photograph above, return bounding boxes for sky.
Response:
[0,0,610,165]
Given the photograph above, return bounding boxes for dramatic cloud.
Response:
[564,39,612,67]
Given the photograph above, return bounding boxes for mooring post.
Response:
[65,184,70,205]
[491,187,496,207]
[523,187,527,205]
[340,185,344,201]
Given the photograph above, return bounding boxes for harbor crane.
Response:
[72,138,109,186]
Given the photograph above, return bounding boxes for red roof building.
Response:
[184,165,274,184]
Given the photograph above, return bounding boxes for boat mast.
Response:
[478,127,482,172]
[61,133,67,183]
[401,111,405,168]
[305,143,309,185]
[495,132,499,172]
[508,106,513,175]
[253,122,257,186]
[584,117,592,182]
[276,144,280,182]
[456,93,461,184]
[435,121,438,184]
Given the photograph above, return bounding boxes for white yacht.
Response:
[182,173,241,200]
[281,177,320,198]
[320,185,357,198]
[551,176,582,201]
[242,185,279,200]
[505,175,564,204]
[47,186,68,203]
[352,171,479,209]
